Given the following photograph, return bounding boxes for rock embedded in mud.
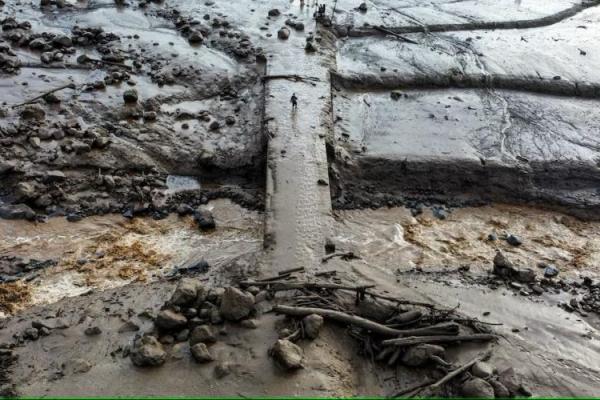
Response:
[20,104,45,120]
[130,335,167,367]
[506,234,523,246]
[188,31,204,44]
[544,265,559,278]
[516,268,536,283]
[489,378,511,398]
[190,343,214,363]
[277,27,290,40]
[270,339,303,370]
[62,358,92,374]
[472,361,494,378]
[219,287,254,321]
[461,377,494,398]
[189,325,216,345]
[401,344,445,366]
[493,251,515,277]
[268,8,281,17]
[52,34,72,48]
[123,89,138,104]
[23,327,39,341]
[194,209,216,231]
[302,314,324,339]
[358,2,368,12]
[84,326,102,336]
[155,309,188,331]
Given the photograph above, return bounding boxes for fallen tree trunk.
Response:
[12,83,77,108]
[273,305,460,337]
[240,281,376,292]
[382,333,496,347]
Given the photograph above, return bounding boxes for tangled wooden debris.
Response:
[240,268,531,398]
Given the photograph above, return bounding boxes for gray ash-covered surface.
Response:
[2,0,600,397]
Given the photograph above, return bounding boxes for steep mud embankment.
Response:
[0,0,268,222]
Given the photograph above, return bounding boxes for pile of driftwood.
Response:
[240,268,528,398]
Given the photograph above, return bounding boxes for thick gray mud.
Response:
[2,0,600,397]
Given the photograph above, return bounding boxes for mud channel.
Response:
[1,0,600,397]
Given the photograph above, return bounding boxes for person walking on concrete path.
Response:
[290,93,298,110]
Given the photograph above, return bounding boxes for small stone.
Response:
[358,2,367,12]
[240,319,258,329]
[506,234,523,246]
[401,344,444,366]
[214,362,232,379]
[189,325,216,345]
[302,314,323,339]
[544,265,559,278]
[188,30,204,44]
[23,327,39,340]
[277,27,290,40]
[20,104,45,120]
[270,339,303,370]
[516,268,535,283]
[194,209,216,230]
[531,285,544,295]
[123,89,138,103]
[461,377,495,398]
[208,120,220,130]
[268,8,280,17]
[130,335,167,367]
[155,309,187,330]
[62,358,92,374]
[190,343,214,363]
[84,326,102,336]
[118,320,140,333]
[493,251,515,277]
[219,287,254,321]
[52,34,72,47]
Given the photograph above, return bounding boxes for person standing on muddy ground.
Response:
[291,93,298,110]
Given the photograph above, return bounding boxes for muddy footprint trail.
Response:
[1,0,600,397]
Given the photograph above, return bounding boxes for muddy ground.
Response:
[1,0,600,397]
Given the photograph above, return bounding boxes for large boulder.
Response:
[130,335,167,367]
[219,287,254,321]
[270,339,303,370]
[155,309,187,331]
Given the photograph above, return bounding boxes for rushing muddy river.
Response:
[0,199,262,315]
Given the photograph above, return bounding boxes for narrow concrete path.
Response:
[262,7,335,274]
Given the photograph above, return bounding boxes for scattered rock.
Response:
[506,234,523,246]
[118,320,140,333]
[302,314,323,339]
[171,278,204,306]
[130,335,167,367]
[62,358,92,374]
[277,27,290,40]
[123,89,138,104]
[189,325,216,345]
[84,326,102,336]
[268,8,280,17]
[270,339,303,370]
[155,309,187,331]
[0,204,35,220]
[471,361,494,378]
[194,209,216,230]
[219,287,254,321]
[544,265,559,278]
[240,319,258,329]
[20,104,45,120]
[493,251,515,277]
[461,377,494,398]
[358,2,368,12]
[190,343,214,363]
[401,344,444,366]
